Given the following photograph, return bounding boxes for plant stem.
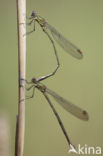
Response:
[16,0,26,155]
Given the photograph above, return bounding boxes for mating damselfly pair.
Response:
[24,11,89,149]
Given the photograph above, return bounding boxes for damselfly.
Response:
[22,77,89,148]
[26,11,83,81]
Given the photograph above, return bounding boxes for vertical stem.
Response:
[16,0,26,155]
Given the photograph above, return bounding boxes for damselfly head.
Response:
[31,11,36,17]
[31,77,37,83]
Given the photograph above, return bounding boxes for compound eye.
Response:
[31,10,35,17]
[31,78,36,83]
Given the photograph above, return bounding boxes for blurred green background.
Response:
[0,0,103,155]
